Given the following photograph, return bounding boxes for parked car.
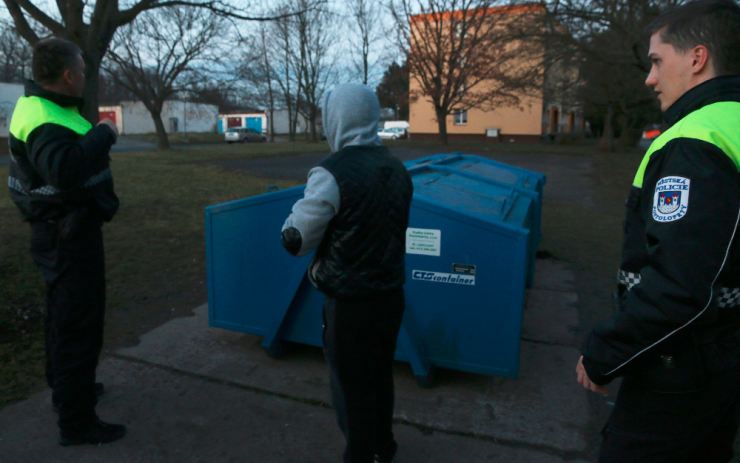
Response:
[225,127,267,143]
[377,127,407,140]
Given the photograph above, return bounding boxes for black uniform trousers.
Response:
[322,288,405,463]
[600,366,740,463]
[30,217,105,432]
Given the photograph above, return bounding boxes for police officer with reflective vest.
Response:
[576,1,740,462]
[7,38,125,445]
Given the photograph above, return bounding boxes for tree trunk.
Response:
[82,55,102,123]
[599,104,615,152]
[435,107,449,145]
[287,97,295,141]
[267,79,275,143]
[309,105,318,142]
[81,28,116,124]
[362,48,369,85]
[268,107,275,143]
[150,110,170,150]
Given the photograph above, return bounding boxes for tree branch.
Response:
[14,0,65,35]
[116,0,326,27]
[3,0,40,43]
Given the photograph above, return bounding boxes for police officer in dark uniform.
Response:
[7,37,126,445]
[281,83,413,463]
[577,1,740,461]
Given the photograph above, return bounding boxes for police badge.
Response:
[653,176,690,222]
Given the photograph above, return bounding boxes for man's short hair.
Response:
[32,37,82,85]
[645,0,740,75]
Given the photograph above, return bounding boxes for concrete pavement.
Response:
[0,259,606,462]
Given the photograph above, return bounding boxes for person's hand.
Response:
[576,355,609,395]
[98,118,118,137]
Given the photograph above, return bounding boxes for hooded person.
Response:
[281,83,413,463]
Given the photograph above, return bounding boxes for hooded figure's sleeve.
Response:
[281,167,340,256]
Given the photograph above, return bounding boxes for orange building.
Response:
[408,5,583,142]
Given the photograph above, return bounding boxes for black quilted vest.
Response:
[311,145,413,298]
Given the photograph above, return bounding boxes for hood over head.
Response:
[322,83,381,152]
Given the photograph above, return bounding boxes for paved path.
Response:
[0,260,602,462]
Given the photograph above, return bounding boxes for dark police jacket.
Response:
[7,80,118,223]
[582,75,740,391]
[310,145,413,298]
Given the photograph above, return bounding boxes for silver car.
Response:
[225,127,267,143]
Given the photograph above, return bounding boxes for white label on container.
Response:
[411,270,475,286]
[406,228,441,256]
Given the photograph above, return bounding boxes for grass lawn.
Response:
[0,138,644,409]
[0,144,304,408]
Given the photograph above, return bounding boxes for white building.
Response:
[99,100,218,135]
[271,109,310,135]
[0,82,25,137]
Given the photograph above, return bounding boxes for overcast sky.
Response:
[0,0,402,89]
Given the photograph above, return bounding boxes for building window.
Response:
[454,109,468,125]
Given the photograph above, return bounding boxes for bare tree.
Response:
[293,0,334,142]
[390,0,545,144]
[0,20,32,83]
[543,0,681,149]
[3,0,324,122]
[259,25,278,142]
[187,82,241,113]
[348,0,383,85]
[241,24,278,142]
[104,7,222,150]
[266,6,301,140]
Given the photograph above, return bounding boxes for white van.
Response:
[382,120,410,138]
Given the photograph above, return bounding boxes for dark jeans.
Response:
[30,218,106,432]
[322,289,405,463]
[599,367,740,463]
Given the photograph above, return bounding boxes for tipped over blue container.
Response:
[206,153,545,384]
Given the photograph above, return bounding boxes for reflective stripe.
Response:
[7,176,25,194]
[635,102,740,187]
[606,205,740,376]
[7,168,111,196]
[717,287,740,309]
[618,267,738,309]
[30,184,59,196]
[9,96,91,142]
[618,269,642,290]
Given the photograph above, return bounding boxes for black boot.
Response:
[59,418,126,446]
[53,382,104,413]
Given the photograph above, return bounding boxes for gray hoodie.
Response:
[322,83,382,153]
[282,84,383,256]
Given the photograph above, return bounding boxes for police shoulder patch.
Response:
[652,176,690,223]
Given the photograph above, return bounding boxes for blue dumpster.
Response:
[404,153,545,287]
[206,154,545,382]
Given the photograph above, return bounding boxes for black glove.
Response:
[281,227,303,256]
